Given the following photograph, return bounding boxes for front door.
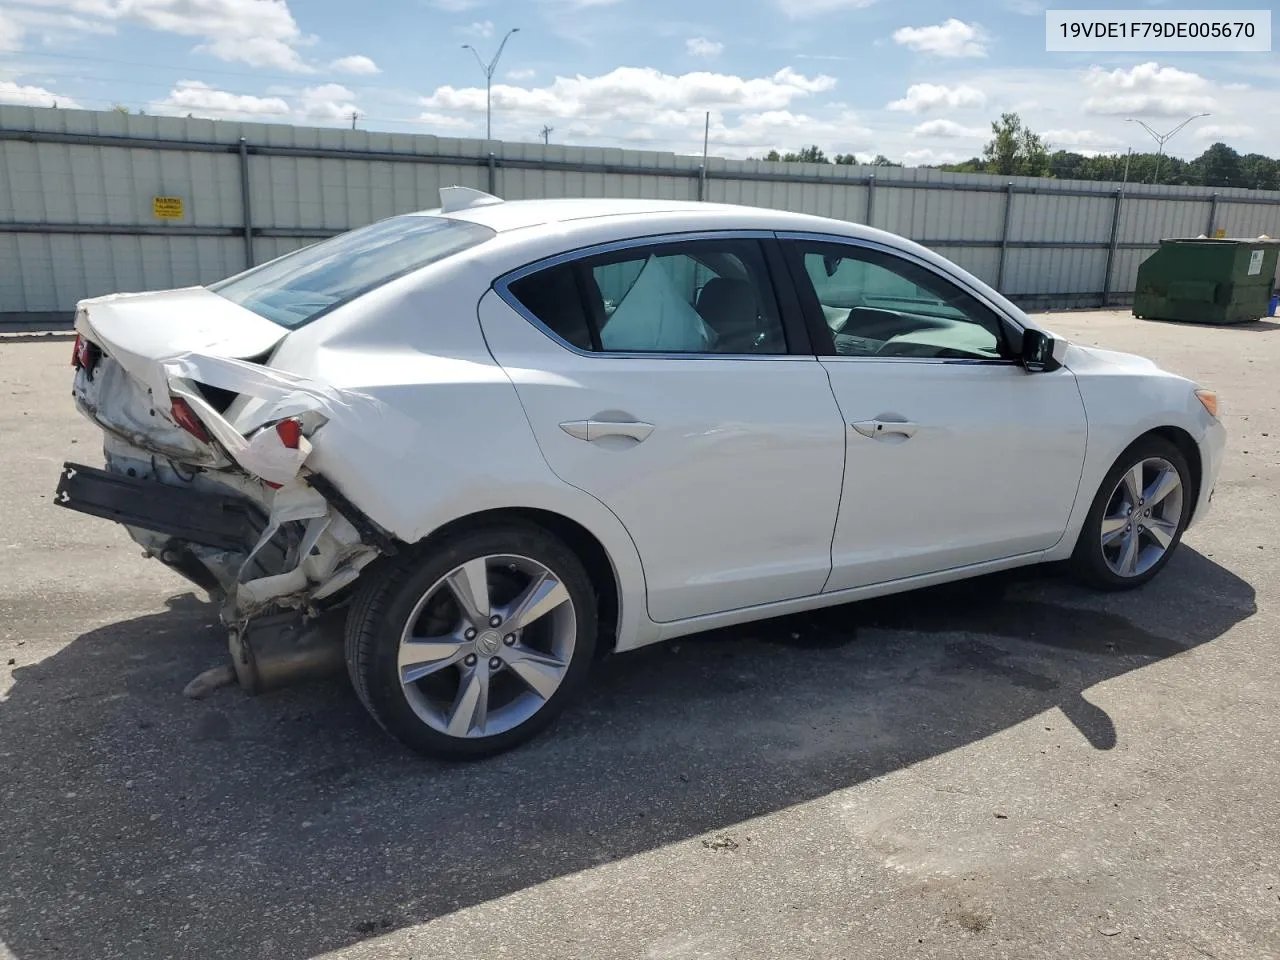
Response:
[479,233,847,623]
[780,235,1089,592]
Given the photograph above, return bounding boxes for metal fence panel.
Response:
[4,104,1280,322]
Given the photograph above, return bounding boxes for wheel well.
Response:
[1145,426,1203,520]
[421,508,621,655]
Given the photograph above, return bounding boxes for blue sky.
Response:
[0,0,1276,163]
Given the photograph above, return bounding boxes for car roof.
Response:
[412,196,865,239]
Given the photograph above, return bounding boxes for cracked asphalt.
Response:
[1,310,1277,960]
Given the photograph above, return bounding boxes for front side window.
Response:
[508,238,787,355]
[211,215,495,329]
[793,241,1010,361]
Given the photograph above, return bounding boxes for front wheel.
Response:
[344,523,598,760]
[1070,436,1192,590]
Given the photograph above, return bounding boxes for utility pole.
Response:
[1126,113,1210,184]
[462,27,520,141]
[350,111,358,130]
[540,124,553,145]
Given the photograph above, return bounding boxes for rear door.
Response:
[478,232,846,623]
[779,233,1088,591]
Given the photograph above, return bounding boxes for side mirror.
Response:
[1021,328,1063,373]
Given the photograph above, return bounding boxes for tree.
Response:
[982,112,1050,177]
[1193,142,1244,188]
[782,145,829,163]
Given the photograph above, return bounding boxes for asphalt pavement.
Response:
[1,311,1276,960]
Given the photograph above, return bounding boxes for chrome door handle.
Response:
[852,419,918,440]
[560,419,655,442]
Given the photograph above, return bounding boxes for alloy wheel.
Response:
[1100,456,1184,578]
[396,554,577,738]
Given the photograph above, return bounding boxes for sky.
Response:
[0,0,1277,165]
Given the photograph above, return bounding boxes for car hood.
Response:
[1062,342,1164,376]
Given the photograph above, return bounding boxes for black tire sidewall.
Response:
[352,523,598,760]
[1072,436,1193,590]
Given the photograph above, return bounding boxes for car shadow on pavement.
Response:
[0,548,1255,960]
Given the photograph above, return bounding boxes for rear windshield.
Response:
[210,215,495,329]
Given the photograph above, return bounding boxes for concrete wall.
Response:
[4,104,1279,325]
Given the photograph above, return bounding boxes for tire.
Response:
[344,522,598,760]
[1070,435,1193,591]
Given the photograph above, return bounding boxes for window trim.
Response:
[775,230,1027,366]
[494,230,814,360]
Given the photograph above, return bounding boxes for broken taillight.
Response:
[275,417,301,449]
[262,418,303,489]
[71,334,100,373]
[170,397,213,444]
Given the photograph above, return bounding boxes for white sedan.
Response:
[57,188,1225,759]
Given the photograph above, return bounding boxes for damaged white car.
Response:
[58,188,1226,759]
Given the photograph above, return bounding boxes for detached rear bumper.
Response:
[54,462,268,553]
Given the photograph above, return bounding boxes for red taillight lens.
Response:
[71,335,98,372]
[275,417,301,449]
[170,397,212,444]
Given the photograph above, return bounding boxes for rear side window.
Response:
[506,238,787,355]
[211,215,495,329]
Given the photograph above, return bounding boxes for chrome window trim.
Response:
[775,229,1027,368]
[492,230,812,362]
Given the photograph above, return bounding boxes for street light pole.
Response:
[462,27,519,141]
[1125,113,1210,184]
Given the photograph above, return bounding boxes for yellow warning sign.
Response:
[1214,227,1227,239]
[152,196,184,220]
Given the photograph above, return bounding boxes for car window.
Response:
[794,242,1009,361]
[508,238,787,355]
[211,215,495,329]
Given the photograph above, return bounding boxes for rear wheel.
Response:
[345,523,597,759]
[1070,436,1192,590]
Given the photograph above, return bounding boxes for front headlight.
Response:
[1195,388,1219,419]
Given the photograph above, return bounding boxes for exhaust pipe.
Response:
[229,609,346,694]
[181,609,345,699]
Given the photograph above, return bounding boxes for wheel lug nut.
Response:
[489,615,502,627]
[464,628,477,640]
[489,657,502,670]
[464,654,477,667]
[503,634,516,645]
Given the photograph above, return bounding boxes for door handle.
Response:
[852,419,918,440]
[559,419,655,443]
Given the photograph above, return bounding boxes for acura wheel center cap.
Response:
[475,630,503,657]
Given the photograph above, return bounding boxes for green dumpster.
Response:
[1133,237,1280,324]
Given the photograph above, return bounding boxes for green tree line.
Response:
[756,113,1277,190]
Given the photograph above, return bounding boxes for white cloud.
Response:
[148,80,290,120]
[902,147,965,165]
[0,79,81,108]
[0,4,118,49]
[330,54,379,75]
[912,119,985,138]
[686,37,723,57]
[506,68,536,80]
[465,20,494,38]
[1081,62,1215,117]
[1043,128,1122,149]
[296,83,359,121]
[892,19,988,58]
[1192,124,1254,142]
[0,11,22,51]
[429,0,483,9]
[10,0,315,71]
[776,0,879,17]
[887,83,986,113]
[417,111,476,130]
[423,66,837,120]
